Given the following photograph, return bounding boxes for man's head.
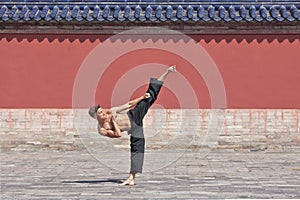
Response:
[89,105,100,119]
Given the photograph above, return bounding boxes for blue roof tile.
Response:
[0,1,299,23]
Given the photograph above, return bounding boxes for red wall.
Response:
[0,34,299,109]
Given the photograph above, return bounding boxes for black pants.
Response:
[127,78,163,173]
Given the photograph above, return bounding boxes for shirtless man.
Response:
[89,65,176,186]
[92,92,151,138]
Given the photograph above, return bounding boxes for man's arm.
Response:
[111,93,150,113]
[98,119,122,138]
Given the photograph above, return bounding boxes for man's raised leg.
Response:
[157,65,176,82]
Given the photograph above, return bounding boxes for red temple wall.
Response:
[0,34,299,109]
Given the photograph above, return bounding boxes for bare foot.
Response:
[168,65,176,72]
[119,179,135,186]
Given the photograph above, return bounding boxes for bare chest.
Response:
[114,113,131,131]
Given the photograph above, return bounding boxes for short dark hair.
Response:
[89,105,100,118]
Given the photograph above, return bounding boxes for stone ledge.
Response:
[1,109,299,152]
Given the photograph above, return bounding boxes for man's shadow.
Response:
[62,178,123,184]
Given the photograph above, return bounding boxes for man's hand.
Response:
[144,93,151,99]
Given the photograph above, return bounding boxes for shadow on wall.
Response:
[0,34,299,44]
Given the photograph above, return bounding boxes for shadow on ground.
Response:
[62,179,123,184]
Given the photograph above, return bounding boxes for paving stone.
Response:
[1,150,300,199]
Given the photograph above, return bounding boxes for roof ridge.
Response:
[1,2,299,23]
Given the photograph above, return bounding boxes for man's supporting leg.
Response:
[129,123,145,173]
[120,123,144,186]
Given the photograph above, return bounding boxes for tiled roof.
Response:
[0,1,299,23]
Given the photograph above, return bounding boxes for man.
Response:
[89,65,176,185]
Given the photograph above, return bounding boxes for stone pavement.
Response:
[1,148,300,199]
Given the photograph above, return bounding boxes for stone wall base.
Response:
[1,109,299,152]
